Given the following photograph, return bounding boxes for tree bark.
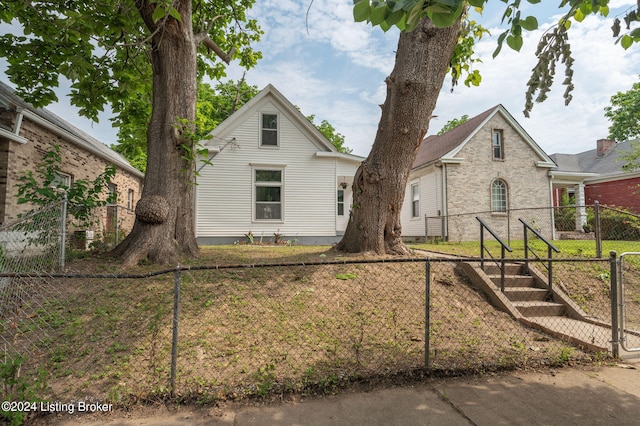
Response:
[112,0,200,267]
[336,17,461,255]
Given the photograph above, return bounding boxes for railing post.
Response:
[480,223,485,271]
[610,251,619,358]
[170,266,181,395]
[547,245,553,298]
[500,246,505,292]
[58,191,67,271]
[595,201,602,258]
[523,223,529,272]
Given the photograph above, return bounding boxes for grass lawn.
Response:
[4,243,634,419]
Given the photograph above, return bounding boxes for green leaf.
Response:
[405,0,425,32]
[353,0,372,22]
[493,31,507,58]
[427,0,464,28]
[152,6,166,23]
[520,16,538,31]
[621,34,633,49]
[506,34,523,51]
[385,9,404,27]
[574,8,585,23]
[370,3,389,26]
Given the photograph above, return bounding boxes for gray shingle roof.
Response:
[550,140,637,177]
[413,106,497,168]
[0,81,143,178]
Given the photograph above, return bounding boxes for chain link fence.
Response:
[3,256,628,416]
[0,201,66,366]
[425,203,640,257]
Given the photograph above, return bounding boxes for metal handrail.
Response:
[519,218,560,298]
[477,217,512,292]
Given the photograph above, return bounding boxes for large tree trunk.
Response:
[336,17,461,255]
[112,1,200,267]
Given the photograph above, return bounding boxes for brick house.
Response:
[401,104,556,242]
[0,81,144,240]
[550,139,640,218]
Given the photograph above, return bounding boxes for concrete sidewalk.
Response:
[39,356,640,425]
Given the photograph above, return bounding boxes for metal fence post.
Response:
[610,251,619,358]
[58,191,67,271]
[170,266,181,395]
[425,260,430,368]
[115,205,120,245]
[595,201,602,258]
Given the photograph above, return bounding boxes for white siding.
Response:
[401,166,442,239]
[197,98,339,239]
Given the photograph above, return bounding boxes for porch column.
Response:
[575,183,587,231]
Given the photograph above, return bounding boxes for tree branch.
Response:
[195,34,235,64]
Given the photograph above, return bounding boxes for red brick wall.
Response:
[585,177,640,213]
[0,116,143,235]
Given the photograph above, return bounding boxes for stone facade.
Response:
[403,105,555,243]
[0,104,143,242]
[444,114,553,241]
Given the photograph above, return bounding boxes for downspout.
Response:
[0,108,27,144]
[13,108,24,135]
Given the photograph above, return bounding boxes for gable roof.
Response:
[0,81,143,178]
[203,84,332,152]
[413,104,555,170]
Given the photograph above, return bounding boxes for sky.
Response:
[1,0,640,158]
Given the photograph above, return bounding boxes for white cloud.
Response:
[2,1,640,159]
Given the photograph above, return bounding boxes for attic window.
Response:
[261,113,278,147]
[493,129,504,160]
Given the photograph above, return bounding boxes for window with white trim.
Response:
[337,189,345,216]
[411,183,420,218]
[51,172,71,189]
[255,169,283,220]
[493,129,504,160]
[261,113,278,147]
[491,179,508,213]
[127,189,135,210]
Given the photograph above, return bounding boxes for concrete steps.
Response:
[485,263,566,318]
[457,261,613,352]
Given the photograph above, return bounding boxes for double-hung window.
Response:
[261,113,278,147]
[493,129,504,160]
[411,183,420,218]
[337,189,345,216]
[255,169,283,220]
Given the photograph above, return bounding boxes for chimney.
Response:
[597,138,615,157]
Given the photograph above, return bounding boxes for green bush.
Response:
[591,208,640,240]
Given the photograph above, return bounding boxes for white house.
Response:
[400,104,557,242]
[195,85,364,245]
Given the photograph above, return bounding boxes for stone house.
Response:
[0,81,144,241]
[401,104,556,242]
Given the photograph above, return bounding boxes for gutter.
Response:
[18,108,144,178]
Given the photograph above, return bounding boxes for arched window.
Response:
[491,179,508,213]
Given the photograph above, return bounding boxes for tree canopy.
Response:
[605,75,640,142]
[353,0,640,116]
[437,115,469,135]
